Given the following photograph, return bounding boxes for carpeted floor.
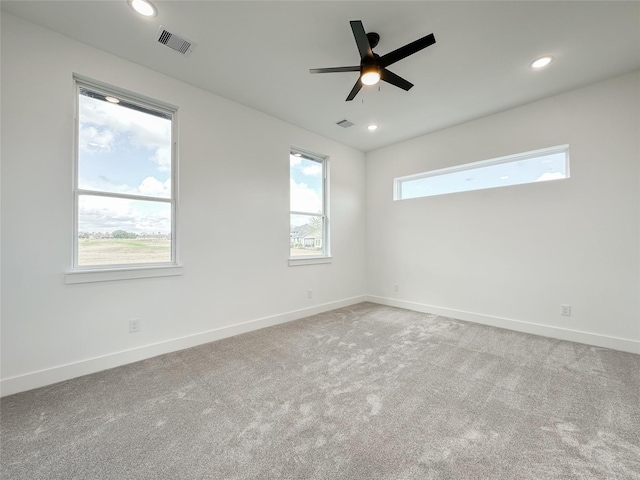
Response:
[2,302,639,479]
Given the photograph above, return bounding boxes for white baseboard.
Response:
[4,294,637,397]
[366,295,640,355]
[0,295,367,397]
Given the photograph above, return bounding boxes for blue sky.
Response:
[78,94,172,233]
[401,151,567,199]
[290,154,323,227]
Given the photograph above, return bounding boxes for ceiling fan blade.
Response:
[380,69,414,91]
[380,33,436,68]
[346,79,363,101]
[309,66,360,74]
[350,20,374,60]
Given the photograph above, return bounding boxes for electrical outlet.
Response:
[561,305,571,316]
[129,318,141,333]
[307,289,313,299]
[394,284,399,292]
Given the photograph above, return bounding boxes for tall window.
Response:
[290,148,329,258]
[394,144,569,200]
[74,79,176,268]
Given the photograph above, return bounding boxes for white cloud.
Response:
[78,176,132,195]
[290,178,322,213]
[80,97,170,146]
[152,146,171,172]
[79,126,114,153]
[138,176,171,197]
[536,172,566,182]
[302,164,322,176]
[79,95,171,168]
[79,196,136,232]
[290,154,322,177]
[78,195,171,234]
[79,175,171,199]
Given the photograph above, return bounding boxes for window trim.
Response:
[70,75,180,280]
[65,265,184,284]
[393,144,570,201]
[289,147,331,265]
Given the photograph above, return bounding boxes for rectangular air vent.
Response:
[156,26,196,56]
[336,119,354,128]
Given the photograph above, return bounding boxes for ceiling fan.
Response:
[310,20,436,101]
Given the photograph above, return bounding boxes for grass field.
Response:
[78,238,171,266]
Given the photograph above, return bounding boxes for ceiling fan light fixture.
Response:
[129,0,156,17]
[367,124,378,131]
[530,55,553,69]
[361,66,380,86]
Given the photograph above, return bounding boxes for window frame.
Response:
[393,144,570,201]
[67,76,180,282]
[289,147,331,266]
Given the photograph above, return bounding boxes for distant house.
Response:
[290,224,322,249]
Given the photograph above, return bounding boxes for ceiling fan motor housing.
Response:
[367,32,380,49]
[361,56,379,72]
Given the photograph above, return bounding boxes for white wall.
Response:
[0,13,367,395]
[366,71,640,353]
[2,13,638,398]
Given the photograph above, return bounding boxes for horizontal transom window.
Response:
[394,144,569,200]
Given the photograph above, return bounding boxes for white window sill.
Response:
[288,257,332,267]
[65,265,183,284]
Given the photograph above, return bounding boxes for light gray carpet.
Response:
[2,302,639,479]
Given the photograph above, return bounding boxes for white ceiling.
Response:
[3,1,639,152]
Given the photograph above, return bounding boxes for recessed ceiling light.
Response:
[530,56,553,69]
[105,96,120,104]
[129,0,156,17]
[367,124,378,131]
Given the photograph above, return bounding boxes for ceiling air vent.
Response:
[156,26,196,56]
[336,119,354,128]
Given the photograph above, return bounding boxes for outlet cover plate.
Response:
[129,318,141,333]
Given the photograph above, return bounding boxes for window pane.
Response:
[290,154,323,214]
[290,214,324,257]
[78,91,172,199]
[397,147,569,200]
[78,195,171,266]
